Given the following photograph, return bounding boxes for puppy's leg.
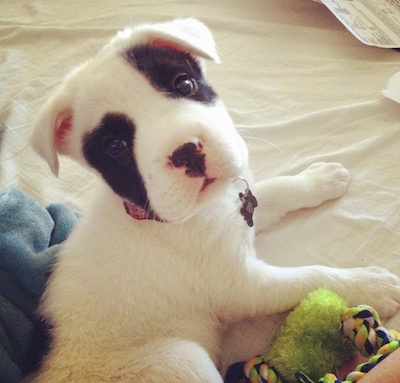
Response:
[123,339,223,383]
[28,338,222,383]
[254,162,350,231]
[229,260,400,320]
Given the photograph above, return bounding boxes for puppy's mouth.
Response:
[201,177,216,192]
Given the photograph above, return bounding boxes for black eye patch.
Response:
[125,44,216,103]
[82,113,156,218]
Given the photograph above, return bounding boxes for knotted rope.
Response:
[244,357,283,383]
[327,305,399,383]
[241,304,399,383]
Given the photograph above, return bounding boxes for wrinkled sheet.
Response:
[1,0,400,378]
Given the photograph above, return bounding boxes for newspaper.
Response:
[317,0,400,48]
[310,0,400,103]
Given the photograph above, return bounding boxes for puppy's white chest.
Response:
[42,185,254,359]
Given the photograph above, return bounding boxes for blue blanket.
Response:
[0,188,79,383]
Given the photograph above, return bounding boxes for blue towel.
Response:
[0,188,79,383]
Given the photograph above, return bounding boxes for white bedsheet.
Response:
[1,0,400,371]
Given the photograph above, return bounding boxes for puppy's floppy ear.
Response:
[134,18,220,63]
[31,84,74,176]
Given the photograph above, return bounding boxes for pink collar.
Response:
[123,200,152,220]
[123,178,258,226]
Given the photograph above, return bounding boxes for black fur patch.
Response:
[83,113,157,219]
[125,44,217,103]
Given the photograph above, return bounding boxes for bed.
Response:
[1,0,400,382]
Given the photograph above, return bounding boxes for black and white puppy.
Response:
[28,18,400,383]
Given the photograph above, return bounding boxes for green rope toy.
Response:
[231,288,399,383]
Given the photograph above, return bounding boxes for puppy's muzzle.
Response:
[170,142,206,177]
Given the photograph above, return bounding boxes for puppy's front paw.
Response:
[343,267,400,318]
[300,162,350,207]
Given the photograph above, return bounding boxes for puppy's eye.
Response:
[173,74,196,96]
[105,138,128,157]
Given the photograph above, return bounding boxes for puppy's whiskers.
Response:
[238,130,284,154]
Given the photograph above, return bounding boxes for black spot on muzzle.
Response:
[170,142,206,177]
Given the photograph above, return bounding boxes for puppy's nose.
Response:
[170,142,206,177]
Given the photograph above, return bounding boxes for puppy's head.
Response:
[32,18,248,222]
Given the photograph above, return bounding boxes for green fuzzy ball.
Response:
[264,288,356,383]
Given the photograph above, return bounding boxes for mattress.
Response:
[1,0,400,380]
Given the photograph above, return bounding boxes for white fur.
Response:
[28,18,400,383]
